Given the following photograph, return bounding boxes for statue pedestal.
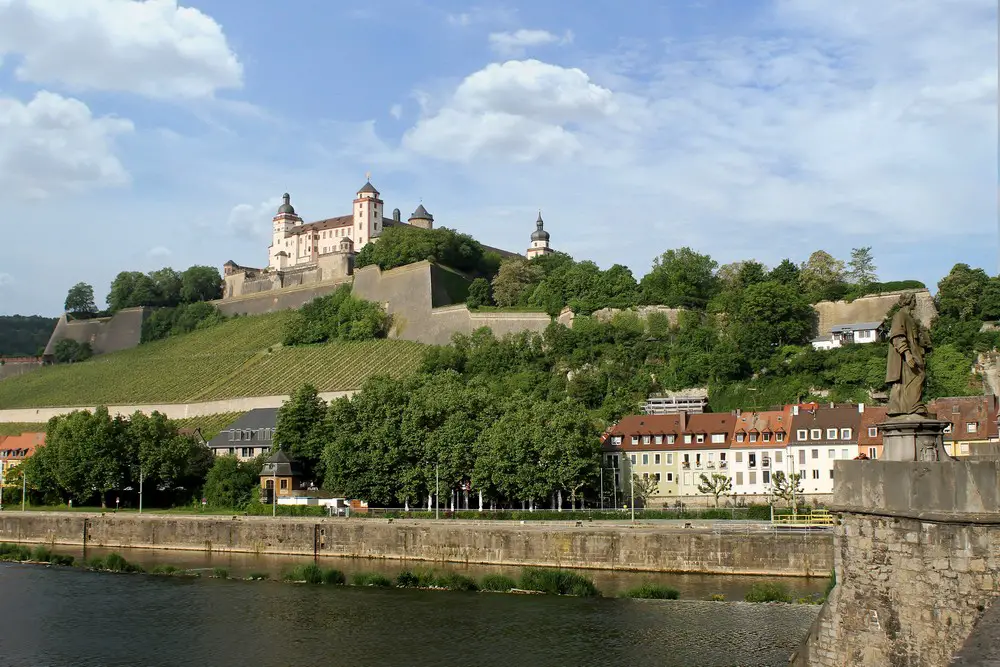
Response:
[879,417,954,462]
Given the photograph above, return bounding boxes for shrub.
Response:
[708,593,726,602]
[150,564,182,575]
[321,568,346,585]
[744,582,792,603]
[395,570,422,588]
[284,564,324,584]
[519,568,600,597]
[31,545,53,562]
[352,572,393,587]
[212,567,229,579]
[49,554,75,567]
[246,572,269,581]
[93,553,143,573]
[619,584,680,600]
[435,573,478,592]
[0,543,31,561]
[479,574,517,592]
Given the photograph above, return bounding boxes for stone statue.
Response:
[885,292,931,417]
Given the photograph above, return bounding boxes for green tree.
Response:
[491,257,543,308]
[730,281,814,370]
[466,278,491,308]
[147,268,182,307]
[354,225,493,277]
[847,246,877,291]
[630,473,659,508]
[639,247,719,309]
[978,277,1000,321]
[926,343,977,397]
[283,286,389,345]
[107,271,157,311]
[64,282,97,315]
[936,263,990,320]
[127,411,210,499]
[767,259,801,287]
[203,454,263,509]
[180,265,223,303]
[697,473,732,507]
[767,471,803,508]
[53,339,93,363]
[275,384,328,482]
[800,250,847,303]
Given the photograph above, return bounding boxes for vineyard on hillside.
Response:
[0,423,46,436]
[172,412,245,440]
[0,312,425,409]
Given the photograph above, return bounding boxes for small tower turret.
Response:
[270,193,302,270]
[526,211,553,259]
[408,203,434,230]
[353,175,383,249]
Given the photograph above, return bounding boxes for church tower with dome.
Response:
[526,211,553,259]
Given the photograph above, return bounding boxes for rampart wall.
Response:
[0,513,832,576]
[42,308,147,359]
[813,289,936,338]
[0,358,43,382]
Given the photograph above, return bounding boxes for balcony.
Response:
[719,461,728,470]
[762,459,771,469]
[682,462,691,469]
[706,462,715,469]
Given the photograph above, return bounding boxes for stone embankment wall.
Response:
[214,277,352,317]
[791,460,1000,667]
[0,391,355,424]
[813,289,936,338]
[0,513,832,576]
[0,358,43,382]
[43,308,147,359]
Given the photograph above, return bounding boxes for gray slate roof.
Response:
[410,204,433,220]
[207,408,278,449]
[357,181,379,195]
[830,322,884,333]
[260,449,304,477]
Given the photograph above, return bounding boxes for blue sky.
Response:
[0,0,996,316]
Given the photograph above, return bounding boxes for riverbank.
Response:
[0,511,833,576]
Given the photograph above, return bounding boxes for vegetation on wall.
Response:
[0,315,58,357]
[355,225,501,279]
[142,302,227,343]
[283,285,390,345]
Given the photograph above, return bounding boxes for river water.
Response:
[0,554,820,667]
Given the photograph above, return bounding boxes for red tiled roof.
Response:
[858,406,888,446]
[732,408,792,447]
[0,432,44,458]
[788,405,863,443]
[929,396,1000,442]
[603,413,735,451]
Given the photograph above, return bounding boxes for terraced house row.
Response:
[601,396,1000,506]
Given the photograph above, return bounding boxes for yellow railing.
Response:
[771,509,835,527]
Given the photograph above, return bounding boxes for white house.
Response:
[729,408,794,501]
[786,403,864,495]
[811,321,885,350]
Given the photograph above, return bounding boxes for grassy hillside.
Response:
[0,422,46,436]
[0,312,424,409]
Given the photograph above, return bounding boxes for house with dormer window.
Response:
[730,407,792,500]
[207,409,278,460]
[787,403,864,495]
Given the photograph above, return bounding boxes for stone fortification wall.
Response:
[42,308,147,359]
[792,460,1000,667]
[0,391,356,424]
[0,513,832,576]
[813,289,936,338]
[224,253,353,300]
[591,305,684,326]
[214,278,352,317]
[0,358,43,382]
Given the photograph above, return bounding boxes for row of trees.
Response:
[64,265,223,316]
[354,225,502,280]
[283,285,390,346]
[0,315,57,357]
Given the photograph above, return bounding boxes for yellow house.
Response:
[259,450,304,503]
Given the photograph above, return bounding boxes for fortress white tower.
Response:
[269,193,302,270]
[526,211,553,259]
[354,178,383,247]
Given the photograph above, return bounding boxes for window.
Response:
[798,450,806,465]
[234,430,242,442]
[749,471,757,485]
[642,435,651,445]
[720,452,726,462]
[654,454,661,465]
[643,472,649,480]
[684,435,692,444]
[776,432,784,442]
[736,433,745,443]
[868,447,878,459]
[241,447,251,458]
[228,430,235,441]
[775,451,783,463]
[797,429,808,440]
[695,453,702,466]
[749,453,757,468]
[280,479,288,490]
[631,436,639,445]
[711,433,725,444]
[683,472,691,486]
[841,428,852,440]
[960,443,970,454]
[749,433,758,443]
[811,449,819,459]
[841,449,849,459]
[666,473,674,482]
[762,432,771,442]
[630,454,636,464]
[826,428,837,440]
[683,454,690,464]
[967,422,979,433]
[612,436,622,446]
[828,449,835,459]
[666,453,673,465]
[868,427,878,437]
[695,434,705,443]
[763,471,770,484]
[944,424,952,433]
[654,435,663,445]
[735,472,744,485]
[735,452,743,463]
[707,452,714,461]
[667,435,676,444]
[642,454,649,465]
[244,429,252,440]
[811,429,822,440]
[829,469,835,479]
[812,470,820,480]
[654,473,661,482]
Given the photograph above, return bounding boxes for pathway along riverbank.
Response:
[0,512,833,576]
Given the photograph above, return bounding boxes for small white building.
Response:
[811,322,885,350]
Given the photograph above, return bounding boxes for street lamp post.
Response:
[0,466,5,512]
[599,467,604,511]
[630,473,635,523]
[139,466,143,515]
[272,465,277,518]
[435,463,439,520]
[21,471,26,511]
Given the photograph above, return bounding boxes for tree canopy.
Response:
[355,225,500,278]
[106,265,223,312]
[64,283,97,315]
[0,315,57,357]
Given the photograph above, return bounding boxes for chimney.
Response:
[679,410,687,432]
[858,402,865,413]
[735,408,742,418]
[792,405,799,416]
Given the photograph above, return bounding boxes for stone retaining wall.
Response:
[0,513,832,576]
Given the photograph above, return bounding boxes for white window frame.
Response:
[711,433,725,444]
[811,429,822,440]
[826,428,838,440]
[654,435,663,445]
[631,436,639,445]
[749,433,757,443]
[776,432,784,442]
[868,427,877,438]
[642,435,651,445]
[667,435,676,444]
[841,428,852,440]
[642,454,649,465]
[967,422,978,433]
[797,429,808,440]
[736,433,745,443]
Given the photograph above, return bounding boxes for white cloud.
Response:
[227,196,282,240]
[147,246,171,259]
[389,104,402,120]
[0,91,133,198]
[488,29,573,57]
[0,0,242,98]
[403,60,618,162]
[446,7,515,27]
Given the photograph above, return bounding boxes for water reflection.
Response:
[0,562,819,667]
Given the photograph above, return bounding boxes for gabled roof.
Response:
[929,396,1000,442]
[788,405,863,442]
[207,409,277,448]
[604,413,736,451]
[732,408,792,447]
[831,321,884,333]
[0,432,44,458]
[858,406,888,446]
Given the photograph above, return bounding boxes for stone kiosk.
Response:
[792,295,999,667]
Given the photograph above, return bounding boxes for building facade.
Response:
[526,212,553,259]
[729,408,793,500]
[930,395,1000,456]
[207,409,278,460]
[786,404,863,495]
[811,321,885,350]
[0,432,43,487]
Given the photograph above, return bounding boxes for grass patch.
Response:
[479,574,517,592]
[434,572,478,592]
[150,564,183,576]
[352,572,393,587]
[708,593,726,602]
[0,543,33,561]
[619,584,680,600]
[322,568,346,585]
[31,545,53,562]
[89,552,144,573]
[744,582,792,603]
[0,423,46,436]
[283,563,344,585]
[212,567,229,579]
[246,571,269,581]
[519,568,600,597]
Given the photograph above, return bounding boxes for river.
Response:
[0,550,821,667]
